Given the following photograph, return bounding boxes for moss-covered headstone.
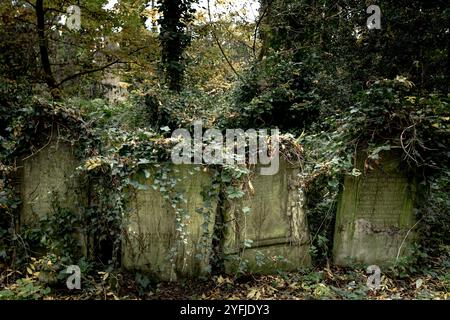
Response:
[19,139,86,254]
[224,160,311,273]
[20,140,83,222]
[333,150,417,265]
[122,165,217,281]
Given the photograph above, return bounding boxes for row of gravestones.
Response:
[18,140,417,281]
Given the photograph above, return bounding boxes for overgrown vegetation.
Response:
[1,0,449,299]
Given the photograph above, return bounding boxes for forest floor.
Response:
[2,255,448,300]
[99,259,450,300]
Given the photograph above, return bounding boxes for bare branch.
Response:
[206,0,241,79]
[252,0,273,60]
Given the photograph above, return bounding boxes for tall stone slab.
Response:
[19,139,87,255]
[20,140,83,224]
[224,160,311,273]
[122,165,217,281]
[333,151,417,265]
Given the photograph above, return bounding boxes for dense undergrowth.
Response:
[1,260,449,300]
[1,0,449,300]
[0,79,448,299]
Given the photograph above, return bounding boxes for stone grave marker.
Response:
[333,150,417,265]
[223,160,311,273]
[122,165,217,281]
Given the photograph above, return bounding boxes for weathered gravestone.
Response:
[19,139,87,254]
[122,165,217,281]
[223,160,311,273]
[333,150,417,265]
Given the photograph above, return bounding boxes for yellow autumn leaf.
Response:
[247,288,261,299]
[85,157,103,171]
[248,179,254,194]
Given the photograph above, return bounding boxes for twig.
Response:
[206,0,241,79]
[252,0,273,59]
[400,124,419,166]
[396,218,422,262]
[22,124,54,161]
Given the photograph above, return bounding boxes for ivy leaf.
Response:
[244,239,253,248]
[138,159,151,165]
[128,179,149,190]
[415,278,423,289]
[226,186,245,199]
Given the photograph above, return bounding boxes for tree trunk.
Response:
[36,0,59,98]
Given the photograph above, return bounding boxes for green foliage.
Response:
[0,277,51,300]
[137,87,228,129]
[230,49,318,130]
[417,172,450,256]
[20,204,83,267]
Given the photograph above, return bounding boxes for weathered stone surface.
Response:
[122,165,217,281]
[224,160,311,273]
[19,139,87,255]
[20,140,83,224]
[333,151,417,266]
